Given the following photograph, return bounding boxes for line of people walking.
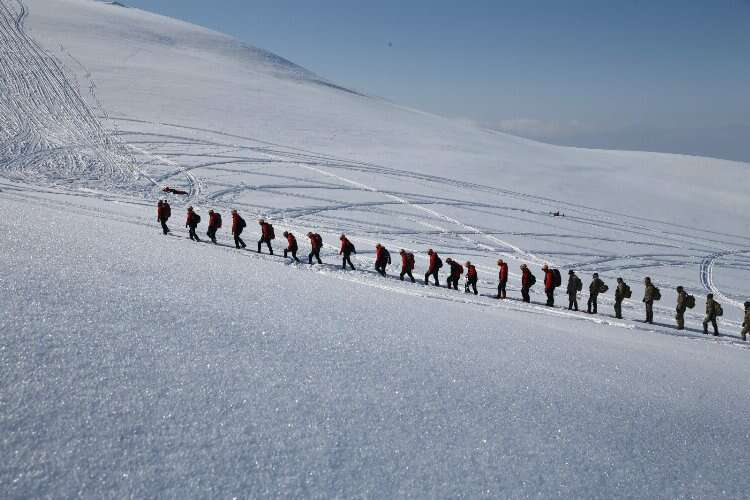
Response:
[157,202,750,340]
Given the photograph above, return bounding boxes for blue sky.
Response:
[124,0,750,161]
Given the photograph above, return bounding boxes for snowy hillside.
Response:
[2,0,750,497]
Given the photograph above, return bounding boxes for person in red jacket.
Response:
[207,209,222,244]
[464,261,478,295]
[283,231,299,262]
[399,249,416,282]
[445,258,464,290]
[307,232,323,264]
[156,200,170,235]
[542,263,554,307]
[520,264,532,303]
[231,209,246,249]
[257,219,274,254]
[497,259,508,299]
[185,206,201,242]
[339,234,356,270]
[374,244,391,276]
[424,249,441,286]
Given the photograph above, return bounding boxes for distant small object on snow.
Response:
[388,41,393,48]
[551,211,564,217]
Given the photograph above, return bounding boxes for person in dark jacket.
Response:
[741,301,750,342]
[157,200,170,235]
[257,219,274,254]
[445,258,464,290]
[703,293,719,336]
[643,277,656,324]
[465,261,478,295]
[614,278,628,319]
[520,264,532,303]
[399,249,416,282]
[231,209,246,249]
[425,249,441,286]
[587,273,605,314]
[374,244,391,277]
[162,185,188,195]
[675,286,687,330]
[283,231,300,262]
[207,209,222,244]
[339,234,356,270]
[307,232,323,265]
[185,206,201,242]
[497,259,508,299]
[567,270,580,311]
[543,264,555,307]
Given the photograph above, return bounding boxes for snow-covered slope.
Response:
[2,0,750,496]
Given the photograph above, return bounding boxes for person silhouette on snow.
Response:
[587,273,605,314]
[399,249,416,282]
[675,286,687,330]
[157,200,170,235]
[614,277,628,319]
[207,209,222,244]
[643,277,656,324]
[543,264,555,307]
[741,301,750,342]
[425,249,441,286]
[445,258,464,290]
[257,219,274,254]
[567,270,580,311]
[497,259,508,299]
[185,206,201,242]
[283,231,299,262]
[339,234,356,270]
[465,261,478,295]
[307,232,323,265]
[374,244,391,276]
[703,293,720,336]
[231,209,246,249]
[520,264,533,303]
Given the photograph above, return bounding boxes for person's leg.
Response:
[257,239,263,252]
[315,250,322,264]
[407,270,415,283]
[501,282,506,299]
[712,318,719,336]
[741,326,748,341]
[292,250,299,262]
[587,297,592,313]
[568,295,573,310]
[471,279,478,295]
[400,271,405,281]
[593,297,597,314]
[235,234,241,249]
[266,240,273,255]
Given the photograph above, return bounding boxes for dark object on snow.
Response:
[163,186,188,195]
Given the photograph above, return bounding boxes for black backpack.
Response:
[268,224,275,240]
[715,302,723,317]
[552,269,562,288]
[215,213,222,228]
[599,283,609,294]
[314,234,323,247]
[193,213,201,224]
[239,216,246,228]
[686,295,695,309]
[652,287,661,301]
[575,277,583,292]
[383,248,391,264]
[623,284,632,299]
[436,256,443,269]
[528,273,536,287]
[348,241,356,254]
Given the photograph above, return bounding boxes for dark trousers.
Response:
[160,220,170,235]
[309,249,322,264]
[545,288,554,306]
[703,316,718,335]
[676,306,686,329]
[614,300,623,319]
[425,270,439,286]
[188,226,200,241]
[521,286,530,303]
[645,301,654,323]
[497,280,507,299]
[587,294,598,314]
[375,261,387,276]
[257,238,273,254]
[568,293,578,311]
[447,275,459,290]
[284,248,299,262]
[465,277,478,295]
[234,233,246,249]
[342,252,355,270]
[400,269,415,282]
[207,226,218,244]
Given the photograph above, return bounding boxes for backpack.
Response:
[239,216,246,228]
[348,241,356,254]
[215,214,222,228]
[686,294,695,309]
[406,253,415,268]
[528,273,536,287]
[383,248,391,264]
[575,277,583,292]
[314,234,323,248]
[623,284,632,299]
[193,213,201,224]
[268,224,275,240]
[715,303,723,317]
[599,283,609,294]
[435,256,443,269]
[652,287,661,301]
[552,269,562,288]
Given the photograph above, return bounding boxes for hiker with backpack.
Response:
[465,261,478,295]
[374,244,391,277]
[703,294,721,336]
[497,259,508,299]
[643,277,659,324]
[157,200,170,235]
[339,234,356,270]
[520,264,534,303]
[185,206,201,242]
[425,249,442,286]
[207,209,222,244]
[445,258,464,290]
[283,231,300,262]
[399,249,416,282]
[566,270,582,311]
[741,301,750,341]
[542,264,558,307]
[257,219,274,254]
[307,232,323,264]
[675,286,688,330]
[614,278,631,319]
[231,209,246,249]
[587,273,606,314]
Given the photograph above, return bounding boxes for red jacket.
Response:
[466,265,477,280]
[157,204,168,222]
[185,211,199,227]
[231,214,243,234]
[286,233,298,251]
[428,252,439,273]
[375,246,390,265]
[498,263,508,282]
[260,222,272,240]
[401,252,415,271]
[340,237,352,255]
[208,212,221,229]
[449,262,464,278]
[309,233,322,251]
[544,270,553,290]
[521,268,531,288]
